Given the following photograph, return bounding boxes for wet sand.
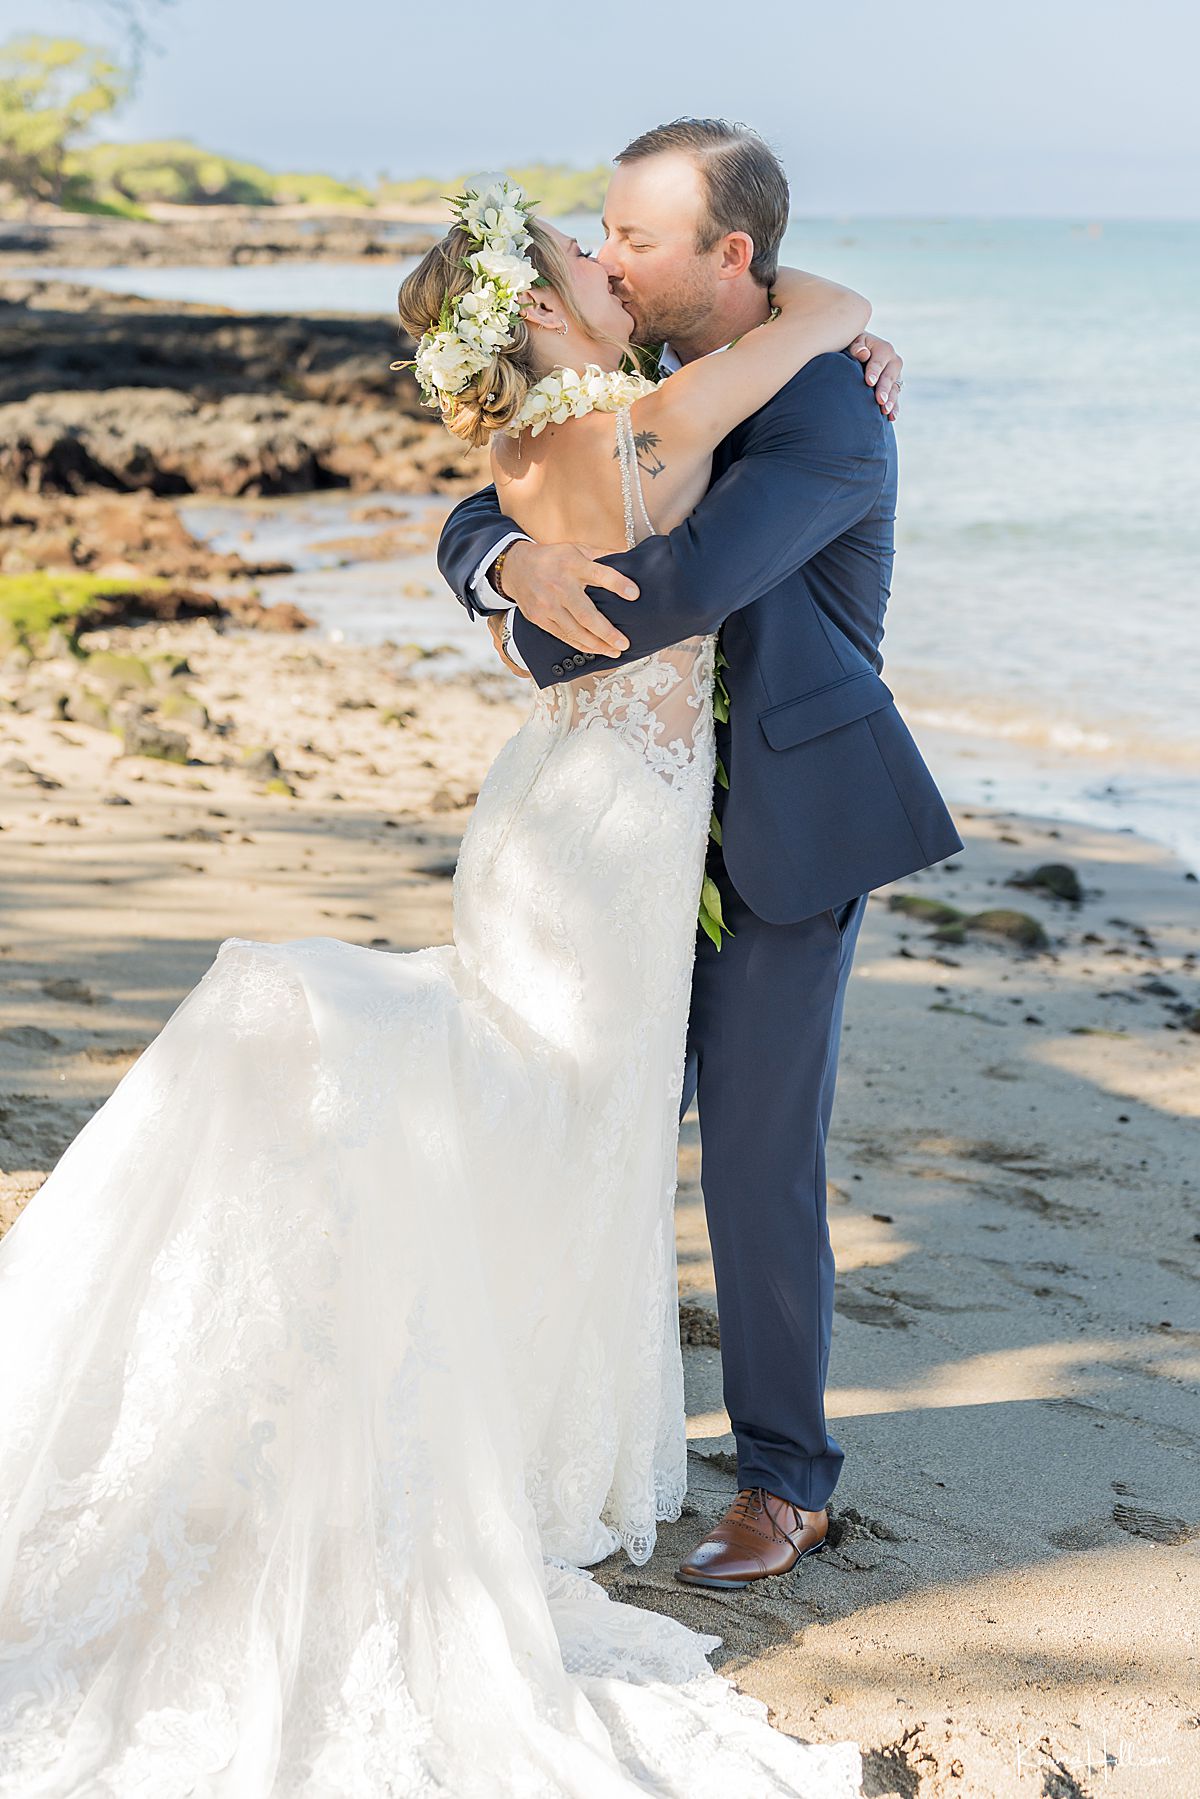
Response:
[1,622,1198,1796]
[666,807,1199,1798]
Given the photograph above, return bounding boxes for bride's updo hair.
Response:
[397,220,584,448]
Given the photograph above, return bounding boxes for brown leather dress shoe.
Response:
[675,1487,829,1589]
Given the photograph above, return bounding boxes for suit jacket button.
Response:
[551,663,563,676]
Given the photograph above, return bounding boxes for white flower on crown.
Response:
[414,329,489,398]
[457,174,534,253]
[468,247,538,292]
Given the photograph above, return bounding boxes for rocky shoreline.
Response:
[0,210,438,270]
[0,266,481,803]
[0,276,483,501]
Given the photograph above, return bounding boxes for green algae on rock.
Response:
[887,893,966,927]
[0,572,169,654]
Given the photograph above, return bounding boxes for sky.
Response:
[7,0,1198,217]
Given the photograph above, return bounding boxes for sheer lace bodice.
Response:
[0,408,861,1794]
[530,404,716,824]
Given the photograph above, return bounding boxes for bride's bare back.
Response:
[490,401,710,553]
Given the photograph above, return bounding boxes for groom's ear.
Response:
[715,231,756,282]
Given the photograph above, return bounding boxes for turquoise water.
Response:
[17,219,1200,868]
[771,220,1200,871]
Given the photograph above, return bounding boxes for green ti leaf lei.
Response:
[645,322,785,953]
[697,642,735,951]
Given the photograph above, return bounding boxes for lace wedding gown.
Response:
[0,410,862,1796]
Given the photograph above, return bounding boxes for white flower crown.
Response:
[406,176,540,410]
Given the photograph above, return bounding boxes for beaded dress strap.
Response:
[614,404,656,549]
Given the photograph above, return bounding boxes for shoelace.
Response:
[728,1487,808,1554]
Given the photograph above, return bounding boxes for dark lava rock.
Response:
[969,908,1050,950]
[121,716,189,763]
[1007,862,1083,902]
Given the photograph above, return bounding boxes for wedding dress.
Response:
[0,409,862,1796]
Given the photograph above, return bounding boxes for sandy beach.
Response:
[2,609,1197,1797]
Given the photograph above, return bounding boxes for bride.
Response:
[0,179,873,1796]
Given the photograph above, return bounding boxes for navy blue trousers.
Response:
[679,839,868,1513]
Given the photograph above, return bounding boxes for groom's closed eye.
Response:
[600,221,654,252]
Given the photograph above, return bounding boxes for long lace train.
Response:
[0,411,861,1794]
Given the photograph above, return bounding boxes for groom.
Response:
[437,119,962,1587]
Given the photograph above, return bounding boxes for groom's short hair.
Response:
[615,118,790,287]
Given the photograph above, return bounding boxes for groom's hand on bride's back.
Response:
[502,540,638,658]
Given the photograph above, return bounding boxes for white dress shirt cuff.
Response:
[503,615,529,673]
[468,532,532,673]
[469,531,532,615]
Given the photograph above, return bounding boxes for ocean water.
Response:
[773,220,1200,875]
[17,219,1200,869]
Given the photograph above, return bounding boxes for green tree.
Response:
[0,34,125,206]
[73,138,279,207]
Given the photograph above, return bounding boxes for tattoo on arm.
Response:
[613,428,665,479]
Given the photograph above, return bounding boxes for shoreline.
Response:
[0,208,441,270]
[886,712,1200,886]
[2,267,1192,880]
[2,617,1197,1796]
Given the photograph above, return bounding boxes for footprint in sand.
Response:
[835,1289,909,1329]
[865,1282,1001,1316]
[827,1505,907,1546]
[39,977,108,1005]
[0,1094,98,1168]
[971,1181,1095,1225]
[0,1025,62,1053]
[1047,1519,1118,1552]
[1111,1502,1199,1545]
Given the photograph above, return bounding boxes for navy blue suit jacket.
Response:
[437,351,963,923]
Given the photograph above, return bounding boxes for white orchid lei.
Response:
[407,175,540,409]
[508,363,657,438]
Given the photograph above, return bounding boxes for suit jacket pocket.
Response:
[758,669,894,751]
